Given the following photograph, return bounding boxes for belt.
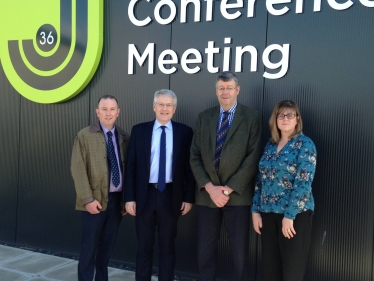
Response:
[149,182,173,189]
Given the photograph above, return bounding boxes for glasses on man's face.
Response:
[217,87,236,92]
[156,103,174,109]
[277,113,296,120]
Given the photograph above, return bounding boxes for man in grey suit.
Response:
[190,71,262,281]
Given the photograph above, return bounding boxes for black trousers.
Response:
[197,205,251,281]
[260,210,313,281]
[78,192,122,281]
[135,185,178,281]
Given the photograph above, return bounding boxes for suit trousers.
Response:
[135,185,178,281]
[197,205,251,281]
[78,192,122,281]
[260,210,313,281]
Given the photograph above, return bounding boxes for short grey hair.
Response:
[153,89,177,106]
[216,71,239,87]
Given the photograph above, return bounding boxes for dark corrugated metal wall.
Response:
[1,1,374,280]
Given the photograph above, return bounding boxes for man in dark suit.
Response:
[71,95,129,281]
[190,72,262,281]
[124,89,195,281]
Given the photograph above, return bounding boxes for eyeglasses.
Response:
[217,87,236,92]
[277,113,296,120]
[156,103,174,109]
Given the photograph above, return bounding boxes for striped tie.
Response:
[214,111,229,173]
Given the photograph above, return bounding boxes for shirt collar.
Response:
[153,120,172,131]
[220,102,237,114]
[101,124,115,136]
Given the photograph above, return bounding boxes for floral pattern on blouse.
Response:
[251,133,317,219]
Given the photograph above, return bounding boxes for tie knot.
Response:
[160,126,166,132]
[107,131,113,138]
[223,111,229,116]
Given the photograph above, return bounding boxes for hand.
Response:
[85,200,102,214]
[223,185,234,196]
[282,217,296,239]
[125,201,136,216]
[205,182,232,208]
[122,206,128,216]
[180,202,192,215]
[252,212,262,235]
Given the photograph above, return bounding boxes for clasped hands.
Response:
[204,182,233,208]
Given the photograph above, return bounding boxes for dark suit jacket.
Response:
[190,103,262,208]
[124,120,195,216]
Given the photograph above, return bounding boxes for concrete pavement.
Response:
[0,244,159,281]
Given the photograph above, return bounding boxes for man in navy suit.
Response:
[124,89,195,281]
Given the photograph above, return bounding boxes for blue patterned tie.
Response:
[158,126,166,192]
[214,111,229,173]
[107,131,120,187]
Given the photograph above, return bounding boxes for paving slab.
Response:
[42,261,78,281]
[0,268,28,281]
[1,252,71,275]
[0,245,29,262]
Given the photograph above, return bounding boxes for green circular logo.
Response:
[0,0,104,103]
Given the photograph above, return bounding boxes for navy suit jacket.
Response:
[124,120,195,216]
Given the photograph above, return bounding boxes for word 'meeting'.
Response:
[128,38,290,80]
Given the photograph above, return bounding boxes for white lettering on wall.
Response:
[327,0,353,10]
[128,40,290,79]
[158,49,178,74]
[181,0,201,23]
[205,0,214,21]
[262,44,290,79]
[154,0,176,25]
[127,0,373,79]
[360,0,374,8]
[266,0,291,16]
[221,0,243,20]
[181,49,202,74]
[128,0,151,27]
[128,43,155,74]
[235,46,258,72]
[223,38,232,71]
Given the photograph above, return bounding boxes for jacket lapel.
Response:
[144,121,154,175]
[224,103,243,146]
[171,121,179,175]
[209,108,220,153]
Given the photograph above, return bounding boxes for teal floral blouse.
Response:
[251,133,317,219]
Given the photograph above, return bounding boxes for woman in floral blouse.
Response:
[251,100,317,281]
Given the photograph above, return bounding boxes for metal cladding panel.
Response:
[264,4,374,281]
[0,66,20,243]
[16,89,90,253]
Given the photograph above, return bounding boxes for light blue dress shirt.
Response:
[149,120,173,183]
